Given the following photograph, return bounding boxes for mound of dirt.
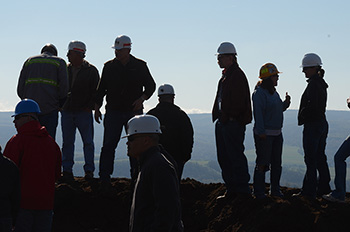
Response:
[53,177,350,232]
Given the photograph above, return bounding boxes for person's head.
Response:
[158,84,175,103]
[112,35,131,62]
[301,53,323,79]
[259,63,281,87]
[12,99,40,131]
[216,42,237,69]
[41,43,58,56]
[124,115,161,159]
[67,41,86,66]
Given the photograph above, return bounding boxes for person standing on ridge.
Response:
[61,41,100,181]
[94,35,156,190]
[125,115,183,232]
[212,42,252,200]
[252,63,291,199]
[17,44,69,140]
[3,99,61,232]
[295,53,331,199]
[147,84,194,181]
[323,97,350,203]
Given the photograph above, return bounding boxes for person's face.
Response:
[302,66,318,78]
[270,75,279,86]
[13,114,31,131]
[217,54,234,69]
[115,48,130,61]
[126,134,148,159]
[67,50,83,66]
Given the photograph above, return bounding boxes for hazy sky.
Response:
[1,0,350,114]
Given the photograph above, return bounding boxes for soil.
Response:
[53,177,350,232]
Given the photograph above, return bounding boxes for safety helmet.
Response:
[125,114,161,137]
[112,35,132,50]
[301,53,322,68]
[158,84,175,96]
[217,42,237,55]
[41,43,58,56]
[259,63,281,79]
[68,41,86,53]
[12,99,41,117]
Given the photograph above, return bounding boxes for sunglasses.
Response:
[127,135,146,142]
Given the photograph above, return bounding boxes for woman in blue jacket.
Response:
[252,63,291,199]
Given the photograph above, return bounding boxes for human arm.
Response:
[252,89,267,138]
[283,92,291,111]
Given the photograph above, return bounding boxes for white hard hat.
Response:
[158,84,175,96]
[112,35,132,50]
[68,41,86,53]
[301,53,322,68]
[125,114,161,137]
[217,42,237,55]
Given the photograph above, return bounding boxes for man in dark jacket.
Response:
[295,53,331,199]
[94,35,156,188]
[4,99,61,232]
[61,41,100,181]
[0,146,20,232]
[212,42,252,200]
[125,115,183,232]
[148,84,194,180]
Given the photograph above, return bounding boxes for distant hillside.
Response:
[1,110,350,189]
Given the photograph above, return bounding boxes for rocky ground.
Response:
[53,177,350,232]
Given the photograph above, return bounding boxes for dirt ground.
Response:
[53,177,350,232]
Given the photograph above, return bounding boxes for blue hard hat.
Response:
[12,99,41,117]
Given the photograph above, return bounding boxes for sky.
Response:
[1,0,350,114]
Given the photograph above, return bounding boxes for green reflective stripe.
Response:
[25,78,58,87]
[261,68,269,74]
[25,58,60,67]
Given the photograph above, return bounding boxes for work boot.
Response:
[84,171,94,180]
[61,171,74,183]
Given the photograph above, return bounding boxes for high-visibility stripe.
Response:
[25,78,59,87]
[73,48,85,52]
[123,43,131,47]
[25,58,61,67]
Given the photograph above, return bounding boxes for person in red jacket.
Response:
[4,99,61,232]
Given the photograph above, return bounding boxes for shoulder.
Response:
[130,55,147,65]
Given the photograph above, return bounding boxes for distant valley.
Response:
[1,110,350,190]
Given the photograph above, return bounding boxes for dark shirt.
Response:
[212,62,252,125]
[148,102,194,162]
[298,74,328,125]
[95,55,156,112]
[130,146,183,232]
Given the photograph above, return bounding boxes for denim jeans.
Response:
[99,109,142,181]
[61,110,95,173]
[0,218,12,232]
[215,120,251,194]
[14,209,53,232]
[38,110,58,140]
[301,119,331,197]
[253,133,283,197]
[331,135,350,200]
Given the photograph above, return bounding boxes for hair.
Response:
[256,77,275,95]
[159,94,174,103]
[41,44,57,56]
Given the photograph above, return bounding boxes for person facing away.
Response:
[0,146,20,232]
[17,44,69,140]
[295,53,331,199]
[125,114,183,232]
[94,35,156,189]
[323,97,350,203]
[60,41,100,181]
[3,99,62,232]
[252,63,291,199]
[147,84,194,181]
[212,42,252,200]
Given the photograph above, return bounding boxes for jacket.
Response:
[0,154,20,221]
[3,120,62,210]
[95,55,156,112]
[147,102,194,162]
[252,86,290,135]
[212,62,252,125]
[298,74,328,125]
[63,60,100,111]
[17,52,69,114]
[130,146,183,232]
